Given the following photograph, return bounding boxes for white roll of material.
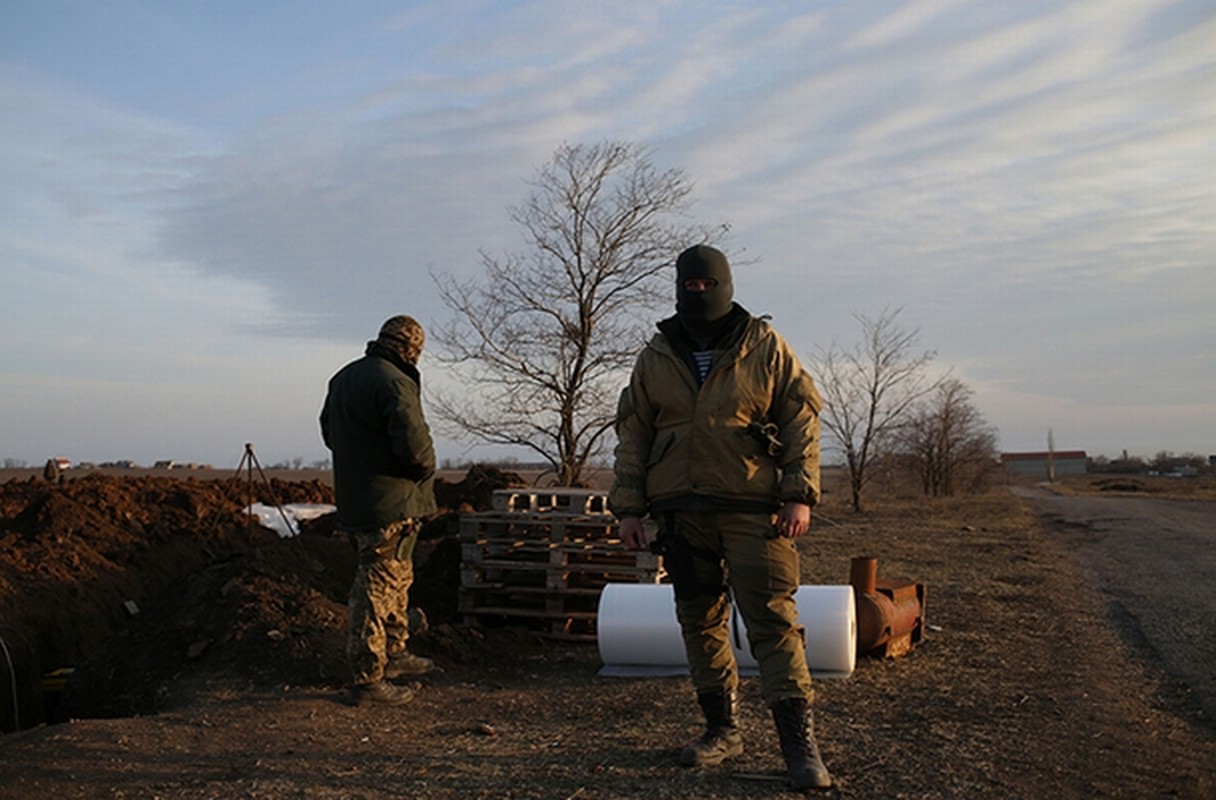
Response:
[597,583,856,679]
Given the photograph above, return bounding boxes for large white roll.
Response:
[597,583,856,679]
[597,584,688,668]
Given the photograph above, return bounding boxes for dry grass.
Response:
[1034,473,1216,501]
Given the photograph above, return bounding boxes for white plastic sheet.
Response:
[597,583,856,679]
[243,503,336,537]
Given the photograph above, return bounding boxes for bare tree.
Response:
[811,308,941,512]
[430,141,725,486]
[899,378,999,497]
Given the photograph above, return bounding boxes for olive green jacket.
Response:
[320,349,437,531]
[609,312,822,518]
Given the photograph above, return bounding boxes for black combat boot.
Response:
[678,688,744,767]
[384,650,439,678]
[350,680,415,707]
[770,696,832,790]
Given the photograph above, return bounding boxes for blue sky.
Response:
[3,0,1214,469]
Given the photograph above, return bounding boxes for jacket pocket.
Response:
[647,430,676,468]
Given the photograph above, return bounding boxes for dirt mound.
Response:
[434,463,524,512]
[0,467,525,730]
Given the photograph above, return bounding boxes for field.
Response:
[0,467,1213,798]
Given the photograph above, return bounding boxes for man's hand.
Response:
[774,501,812,538]
[618,516,649,550]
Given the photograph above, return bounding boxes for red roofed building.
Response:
[1001,450,1088,478]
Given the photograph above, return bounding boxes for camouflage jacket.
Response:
[609,309,822,518]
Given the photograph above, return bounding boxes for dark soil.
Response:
[0,471,1213,799]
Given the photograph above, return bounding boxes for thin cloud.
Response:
[2,1,1213,464]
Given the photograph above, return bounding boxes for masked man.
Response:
[610,245,832,790]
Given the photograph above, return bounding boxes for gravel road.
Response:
[1013,487,1216,727]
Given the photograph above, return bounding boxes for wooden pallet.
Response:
[458,504,664,640]
[490,487,612,516]
[457,584,604,640]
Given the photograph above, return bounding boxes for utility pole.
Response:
[1046,428,1057,484]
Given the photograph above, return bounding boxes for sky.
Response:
[2,0,1214,470]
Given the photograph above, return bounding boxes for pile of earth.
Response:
[0,466,524,731]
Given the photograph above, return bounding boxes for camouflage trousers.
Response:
[346,519,419,685]
[664,510,814,706]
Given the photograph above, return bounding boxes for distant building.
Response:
[153,460,177,470]
[1001,450,1088,478]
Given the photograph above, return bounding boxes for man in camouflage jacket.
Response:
[610,245,832,790]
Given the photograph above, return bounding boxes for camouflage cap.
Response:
[377,315,425,364]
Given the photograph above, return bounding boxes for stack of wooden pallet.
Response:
[458,488,664,640]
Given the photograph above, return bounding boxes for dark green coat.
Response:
[320,350,436,531]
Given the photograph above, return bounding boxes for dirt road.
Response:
[1013,487,1216,727]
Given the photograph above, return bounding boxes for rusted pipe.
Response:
[848,556,878,595]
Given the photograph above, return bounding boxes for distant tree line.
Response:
[1089,451,1211,475]
[266,458,331,471]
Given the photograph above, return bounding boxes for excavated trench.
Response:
[0,467,520,731]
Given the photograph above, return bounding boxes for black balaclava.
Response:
[675,245,734,339]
